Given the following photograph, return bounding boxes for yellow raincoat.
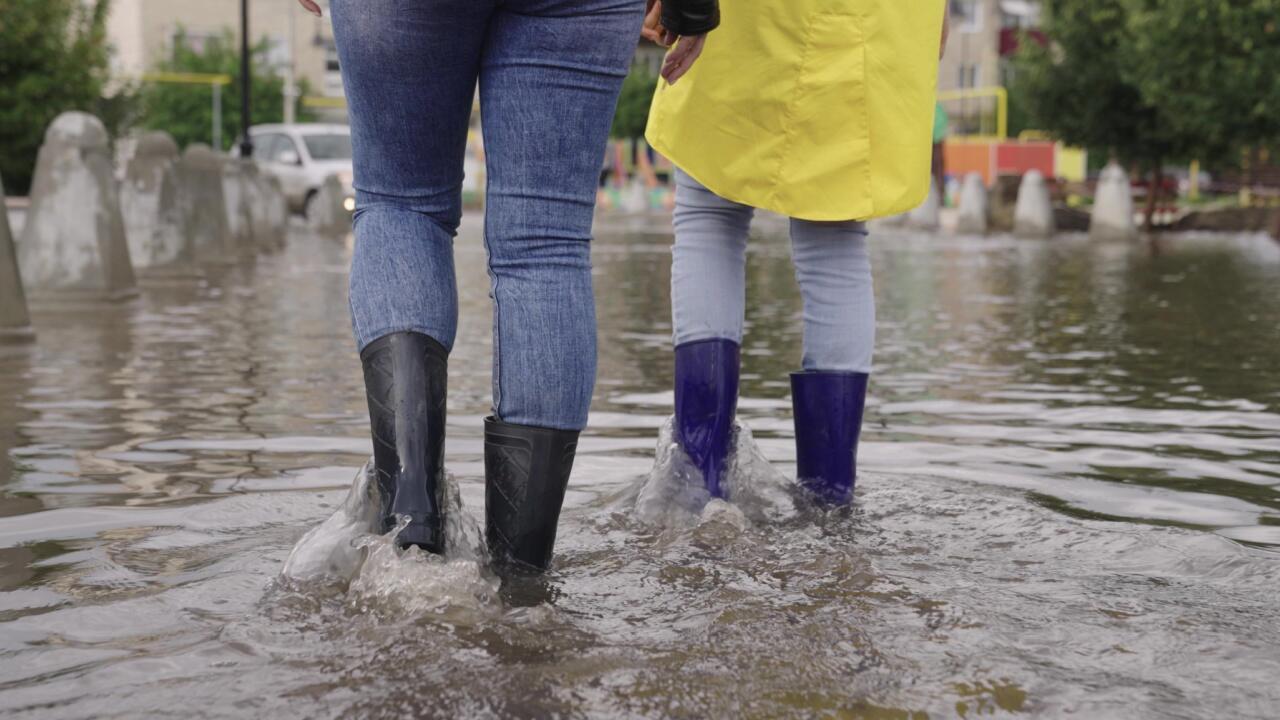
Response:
[646,0,946,221]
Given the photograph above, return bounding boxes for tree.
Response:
[139,29,315,151]
[611,66,659,141]
[1124,0,1280,183]
[1015,0,1280,227]
[0,0,114,195]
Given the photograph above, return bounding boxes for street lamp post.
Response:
[238,0,254,158]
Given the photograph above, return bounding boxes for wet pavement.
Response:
[1,214,1278,718]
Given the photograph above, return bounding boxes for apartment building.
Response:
[106,0,343,113]
[939,0,1043,135]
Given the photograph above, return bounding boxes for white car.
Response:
[247,123,354,217]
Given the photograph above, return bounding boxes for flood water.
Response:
[1,214,1278,718]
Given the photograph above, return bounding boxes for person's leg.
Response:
[788,218,874,504]
[670,168,753,499]
[330,0,493,550]
[479,0,644,570]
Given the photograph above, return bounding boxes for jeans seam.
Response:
[483,211,503,422]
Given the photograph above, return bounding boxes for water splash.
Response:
[631,417,797,529]
[280,461,498,615]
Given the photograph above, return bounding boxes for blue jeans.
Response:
[671,170,876,373]
[332,0,643,431]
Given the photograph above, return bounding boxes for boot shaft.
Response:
[485,417,579,571]
[361,331,449,551]
[791,371,869,505]
[674,339,741,499]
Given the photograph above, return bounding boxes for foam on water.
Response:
[280,461,498,615]
[630,416,798,529]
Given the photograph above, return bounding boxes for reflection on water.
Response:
[0,216,1278,717]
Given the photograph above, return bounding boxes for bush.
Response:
[0,0,114,195]
[139,29,316,151]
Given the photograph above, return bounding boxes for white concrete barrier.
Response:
[955,172,989,235]
[1090,161,1137,241]
[308,174,351,237]
[17,112,138,301]
[907,180,941,231]
[249,169,288,252]
[121,131,195,273]
[621,179,649,214]
[221,157,257,250]
[0,173,34,341]
[1013,170,1055,239]
[178,144,236,264]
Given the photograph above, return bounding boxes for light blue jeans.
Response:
[671,170,875,372]
[333,0,644,431]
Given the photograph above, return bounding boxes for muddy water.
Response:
[1,216,1278,718]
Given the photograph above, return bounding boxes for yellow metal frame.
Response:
[141,72,233,149]
[937,86,1008,139]
[302,96,347,109]
[142,72,231,86]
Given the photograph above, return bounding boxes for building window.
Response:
[170,29,219,58]
[951,0,984,33]
[999,0,1042,29]
[958,63,981,89]
[263,35,288,71]
[323,43,344,97]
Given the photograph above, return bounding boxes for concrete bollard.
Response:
[120,131,195,273]
[1,173,35,341]
[178,144,236,264]
[252,173,289,252]
[308,174,351,237]
[1090,161,1137,241]
[17,112,138,301]
[621,178,649,214]
[1013,170,1055,239]
[907,179,941,231]
[954,172,989,235]
[221,157,257,251]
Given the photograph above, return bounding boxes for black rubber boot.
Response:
[360,332,448,553]
[484,417,579,571]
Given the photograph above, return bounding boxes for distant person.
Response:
[296,0,695,571]
[933,101,950,200]
[645,1,948,503]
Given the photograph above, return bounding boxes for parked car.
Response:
[243,123,354,217]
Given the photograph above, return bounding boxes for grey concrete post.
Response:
[121,131,197,274]
[955,172,989,235]
[1090,161,1138,241]
[17,112,138,301]
[907,179,941,231]
[221,156,256,251]
[308,174,351,237]
[247,165,287,252]
[0,173,34,341]
[178,144,236,264]
[1013,169,1055,239]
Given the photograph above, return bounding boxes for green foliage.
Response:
[1016,0,1280,174]
[1124,0,1280,167]
[611,65,659,140]
[1015,0,1172,172]
[140,29,316,151]
[0,0,114,195]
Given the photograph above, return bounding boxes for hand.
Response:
[642,0,669,45]
[940,9,950,59]
[298,0,322,17]
[660,33,706,84]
